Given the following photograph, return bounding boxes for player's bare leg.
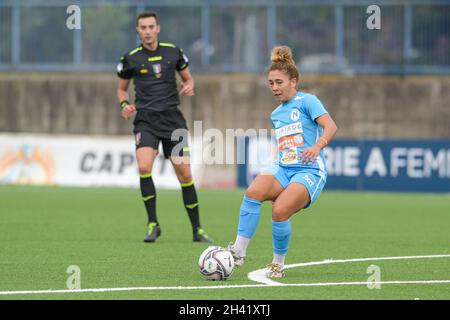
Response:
[272,183,310,222]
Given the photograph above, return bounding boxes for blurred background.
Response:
[0,0,449,192]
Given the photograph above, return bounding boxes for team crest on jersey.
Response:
[152,64,162,78]
[135,132,141,146]
[291,109,300,121]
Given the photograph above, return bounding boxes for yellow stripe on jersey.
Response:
[148,56,162,62]
[159,42,176,48]
[129,46,143,55]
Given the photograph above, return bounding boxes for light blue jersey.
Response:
[266,91,328,207]
[271,91,328,174]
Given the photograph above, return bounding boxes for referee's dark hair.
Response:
[136,11,159,26]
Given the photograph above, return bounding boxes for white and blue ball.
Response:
[198,246,235,280]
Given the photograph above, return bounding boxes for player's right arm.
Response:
[116,55,136,120]
[117,79,136,120]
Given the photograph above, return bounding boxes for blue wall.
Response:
[238,139,450,193]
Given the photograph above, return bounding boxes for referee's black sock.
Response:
[140,173,157,224]
[181,181,201,233]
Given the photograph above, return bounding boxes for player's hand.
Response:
[121,104,136,120]
[179,82,195,96]
[299,145,321,164]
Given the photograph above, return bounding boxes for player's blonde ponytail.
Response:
[271,46,295,65]
[269,46,300,85]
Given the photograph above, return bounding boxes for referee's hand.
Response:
[179,83,195,97]
[121,104,136,120]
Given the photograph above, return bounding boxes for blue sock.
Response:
[237,197,262,239]
[272,220,291,255]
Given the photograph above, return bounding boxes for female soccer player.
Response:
[228,46,338,278]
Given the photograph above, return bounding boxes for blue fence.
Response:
[0,0,449,74]
[238,138,450,193]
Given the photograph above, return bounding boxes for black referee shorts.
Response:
[133,108,190,159]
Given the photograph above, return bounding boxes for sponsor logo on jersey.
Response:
[278,134,304,151]
[275,122,303,139]
[280,148,298,165]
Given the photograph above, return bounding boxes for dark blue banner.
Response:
[237,139,450,193]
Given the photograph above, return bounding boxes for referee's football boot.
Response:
[144,222,161,243]
[226,244,245,267]
[193,228,214,243]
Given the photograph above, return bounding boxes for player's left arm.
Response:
[178,67,195,97]
[300,114,338,164]
[315,114,338,148]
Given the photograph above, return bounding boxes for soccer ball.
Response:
[198,246,235,280]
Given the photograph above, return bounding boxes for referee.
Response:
[117,11,213,243]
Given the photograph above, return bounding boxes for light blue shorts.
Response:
[264,164,327,209]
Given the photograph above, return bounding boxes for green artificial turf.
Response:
[0,185,449,300]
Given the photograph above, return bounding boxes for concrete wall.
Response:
[1,73,449,138]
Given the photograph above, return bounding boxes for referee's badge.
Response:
[291,109,300,121]
[152,64,162,78]
[135,132,141,146]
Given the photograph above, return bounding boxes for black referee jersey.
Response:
[117,42,189,112]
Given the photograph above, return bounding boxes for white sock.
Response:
[233,235,250,257]
[272,253,286,267]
